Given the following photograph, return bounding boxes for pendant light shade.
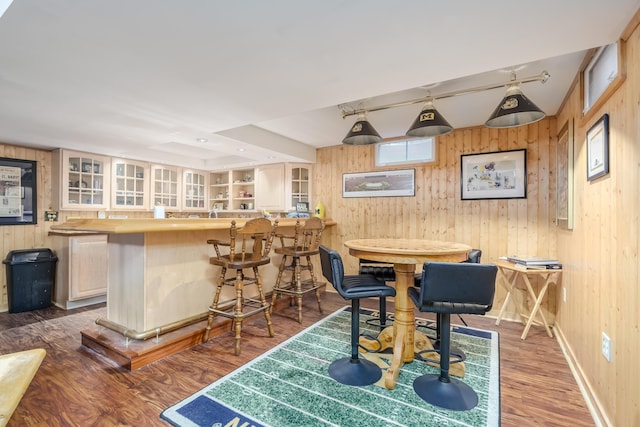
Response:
[406,100,454,137]
[342,113,383,145]
[485,85,546,128]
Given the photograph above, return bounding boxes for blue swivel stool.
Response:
[409,262,497,410]
[319,245,396,386]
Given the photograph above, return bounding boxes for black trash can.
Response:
[3,248,58,313]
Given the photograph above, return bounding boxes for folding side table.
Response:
[494,259,562,340]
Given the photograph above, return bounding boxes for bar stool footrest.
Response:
[210,298,270,320]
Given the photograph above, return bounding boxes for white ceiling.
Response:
[0,1,638,170]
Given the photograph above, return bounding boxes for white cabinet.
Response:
[151,164,181,209]
[286,164,312,211]
[254,163,313,211]
[255,164,285,211]
[111,158,150,210]
[52,233,108,309]
[182,169,208,211]
[52,149,111,210]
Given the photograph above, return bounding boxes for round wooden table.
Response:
[344,238,471,389]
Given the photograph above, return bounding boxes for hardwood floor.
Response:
[0,293,595,427]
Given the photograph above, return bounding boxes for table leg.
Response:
[521,274,554,339]
[496,268,534,327]
[496,268,518,325]
[382,263,416,390]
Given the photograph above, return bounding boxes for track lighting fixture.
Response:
[341,71,549,145]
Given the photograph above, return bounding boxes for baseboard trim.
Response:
[554,324,611,427]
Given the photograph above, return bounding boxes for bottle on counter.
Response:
[314,201,325,219]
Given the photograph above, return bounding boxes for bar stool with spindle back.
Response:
[204,218,279,355]
[270,217,325,323]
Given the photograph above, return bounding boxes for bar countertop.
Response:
[50,217,336,234]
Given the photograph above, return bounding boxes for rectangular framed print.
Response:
[586,113,609,181]
[461,149,526,200]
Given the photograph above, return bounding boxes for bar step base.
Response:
[81,318,229,371]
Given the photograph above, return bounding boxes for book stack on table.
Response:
[505,256,562,270]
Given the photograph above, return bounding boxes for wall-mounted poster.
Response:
[0,157,37,225]
[342,169,415,198]
[460,149,527,200]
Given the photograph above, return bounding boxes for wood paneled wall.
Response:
[314,12,640,426]
[0,145,53,310]
[0,144,151,311]
[2,12,638,425]
[553,14,640,427]
[314,119,559,323]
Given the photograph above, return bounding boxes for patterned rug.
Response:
[161,307,500,427]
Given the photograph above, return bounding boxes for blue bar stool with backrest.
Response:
[319,245,396,386]
[408,261,497,411]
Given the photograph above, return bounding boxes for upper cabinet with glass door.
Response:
[52,149,111,210]
[286,164,312,211]
[183,169,208,211]
[151,164,181,210]
[111,159,150,210]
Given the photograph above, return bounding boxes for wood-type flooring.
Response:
[0,292,595,427]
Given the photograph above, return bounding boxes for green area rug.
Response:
[161,307,500,427]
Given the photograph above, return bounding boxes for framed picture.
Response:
[461,149,526,200]
[0,157,38,225]
[586,113,609,181]
[556,119,574,229]
[342,169,415,198]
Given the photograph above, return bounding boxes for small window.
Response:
[375,137,435,167]
[583,42,620,113]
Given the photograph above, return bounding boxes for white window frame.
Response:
[375,137,436,167]
[584,42,618,113]
[581,40,625,121]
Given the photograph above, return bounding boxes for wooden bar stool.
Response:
[204,218,279,355]
[270,217,325,323]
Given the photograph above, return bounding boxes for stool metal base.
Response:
[328,357,381,386]
[413,374,478,411]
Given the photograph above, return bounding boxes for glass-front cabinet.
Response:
[52,149,111,210]
[183,169,208,211]
[151,164,181,209]
[111,159,149,210]
[287,164,312,211]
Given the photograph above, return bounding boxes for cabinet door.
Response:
[183,169,208,211]
[53,149,111,210]
[69,234,108,300]
[255,164,285,211]
[286,163,312,211]
[112,159,150,209]
[151,165,181,209]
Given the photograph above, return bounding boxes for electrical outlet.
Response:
[563,287,567,303]
[602,332,612,362]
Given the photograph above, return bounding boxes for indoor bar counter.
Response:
[51,217,335,369]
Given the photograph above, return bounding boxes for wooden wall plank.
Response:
[315,119,557,323]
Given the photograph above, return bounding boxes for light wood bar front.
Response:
[51,217,335,369]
